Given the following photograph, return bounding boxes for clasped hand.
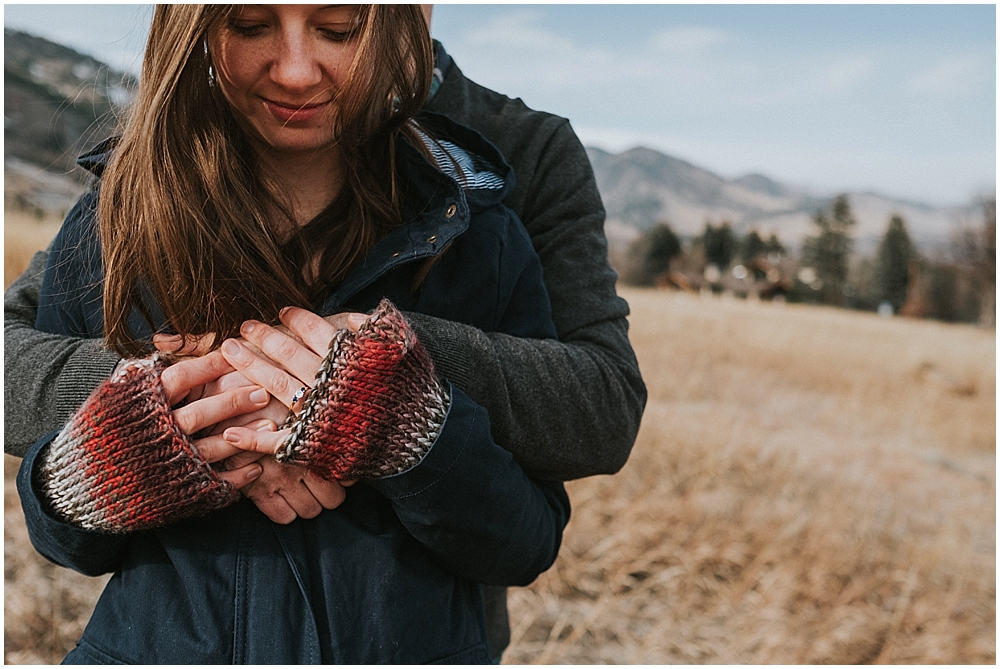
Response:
[156,308,367,524]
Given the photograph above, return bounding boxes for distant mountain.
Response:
[4,29,136,213]
[586,146,969,253]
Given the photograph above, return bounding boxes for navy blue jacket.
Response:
[18,113,570,664]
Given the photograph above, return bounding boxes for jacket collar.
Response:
[319,111,514,312]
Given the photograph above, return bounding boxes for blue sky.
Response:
[4,3,995,206]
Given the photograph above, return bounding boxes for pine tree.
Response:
[952,195,996,326]
[740,230,766,263]
[624,222,682,285]
[702,221,737,269]
[801,194,855,306]
[875,215,916,312]
[764,233,786,257]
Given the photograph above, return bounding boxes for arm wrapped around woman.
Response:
[40,357,239,533]
[278,299,450,481]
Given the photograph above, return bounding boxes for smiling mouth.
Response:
[262,98,332,123]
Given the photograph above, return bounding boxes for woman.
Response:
[18,5,570,664]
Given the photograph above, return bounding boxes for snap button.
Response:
[427,235,437,244]
[391,251,401,258]
[445,204,457,218]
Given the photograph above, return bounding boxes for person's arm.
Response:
[4,250,119,457]
[16,351,269,575]
[422,83,646,479]
[17,431,130,576]
[6,105,645,482]
[368,383,570,586]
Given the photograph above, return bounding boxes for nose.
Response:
[269,32,323,93]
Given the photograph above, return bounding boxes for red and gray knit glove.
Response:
[40,357,239,533]
[277,299,450,481]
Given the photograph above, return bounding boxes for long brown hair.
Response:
[99,5,432,357]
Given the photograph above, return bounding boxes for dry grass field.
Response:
[505,289,995,664]
[4,211,63,288]
[4,220,995,663]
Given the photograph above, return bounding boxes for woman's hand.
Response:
[217,307,365,471]
[157,350,271,490]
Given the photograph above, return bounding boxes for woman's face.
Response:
[209,4,361,157]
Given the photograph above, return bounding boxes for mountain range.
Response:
[4,29,969,255]
[587,146,969,254]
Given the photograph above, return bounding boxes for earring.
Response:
[204,38,216,88]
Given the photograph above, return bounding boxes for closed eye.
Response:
[228,21,267,37]
[319,27,357,42]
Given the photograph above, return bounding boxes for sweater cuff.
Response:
[403,311,480,393]
[54,339,122,425]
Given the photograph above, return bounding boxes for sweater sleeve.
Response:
[416,87,647,480]
[4,250,120,457]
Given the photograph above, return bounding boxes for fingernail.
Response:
[247,464,262,481]
[279,306,291,318]
[255,420,276,432]
[222,339,242,357]
[250,388,268,404]
[241,320,257,335]
[348,313,367,330]
[223,429,241,445]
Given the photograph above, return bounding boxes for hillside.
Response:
[587,146,969,253]
[3,29,135,214]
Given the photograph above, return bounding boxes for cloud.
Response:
[651,26,729,55]
[818,56,874,93]
[451,10,624,90]
[460,10,574,54]
[908,56,990,96]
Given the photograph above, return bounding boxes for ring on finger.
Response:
[289,386,310,412]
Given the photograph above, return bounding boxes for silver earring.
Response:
[204,39,216,88]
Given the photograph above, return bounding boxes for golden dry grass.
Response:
[4,210,63,287]
[3,221,995,663]
[505,289,995,664]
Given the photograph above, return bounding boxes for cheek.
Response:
[211,37,264,101]
[325,44,360,87]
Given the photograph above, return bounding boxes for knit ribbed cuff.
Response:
[54,339,122,426]
[41,357,239,533]
[403,311,478,393]
[278,299,450,481]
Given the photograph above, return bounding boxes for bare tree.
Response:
[952,194,995,327]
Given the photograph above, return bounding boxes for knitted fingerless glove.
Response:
[278,299,450,481]
[39,357,239,533]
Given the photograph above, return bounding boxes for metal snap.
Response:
[426,235,437,244]
[391,251,401,258]
[445,204,457,218]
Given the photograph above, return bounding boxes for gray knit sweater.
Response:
[4,54,646,659]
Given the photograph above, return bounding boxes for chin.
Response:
[258,132,338,157]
